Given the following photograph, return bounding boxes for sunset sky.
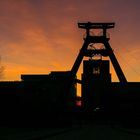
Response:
[0,0,140,83]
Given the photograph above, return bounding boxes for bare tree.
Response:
[0,56,4,80]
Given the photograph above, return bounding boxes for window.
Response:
[93,67,100,74]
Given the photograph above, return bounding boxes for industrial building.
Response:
[0,22,140,126]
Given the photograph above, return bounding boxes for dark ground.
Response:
[1,120,140,140]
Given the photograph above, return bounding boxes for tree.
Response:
[0,56,4,80]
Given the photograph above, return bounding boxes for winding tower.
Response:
[70,22,127,112]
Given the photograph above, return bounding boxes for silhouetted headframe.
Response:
[71,22,127,83]
[1,22,140,127]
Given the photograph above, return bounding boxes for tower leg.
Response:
[104,40,127,83]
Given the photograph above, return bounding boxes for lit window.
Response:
[93,67,100,74]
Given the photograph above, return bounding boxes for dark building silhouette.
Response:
[0,71,77,126]
[1,22,140,126]
[82,60,111,113]
[70,22,140,123]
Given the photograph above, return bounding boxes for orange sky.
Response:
[0,0,140,84]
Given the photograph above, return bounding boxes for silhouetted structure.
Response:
[82,60,111,113]
[0,71,76,126]
[75,22,140,122]
[72,22,126,82]
[0,22,140,126]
